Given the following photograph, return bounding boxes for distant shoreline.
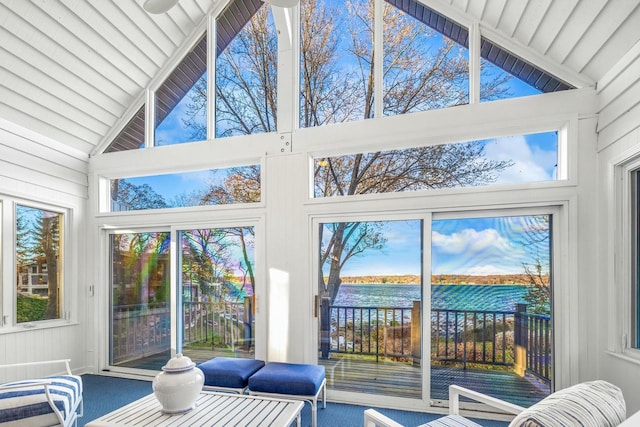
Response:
[334,274,549,286]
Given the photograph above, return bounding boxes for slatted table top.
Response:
[86,391,304,427]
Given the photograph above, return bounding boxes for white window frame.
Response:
[309,202,573,412]
[98,211,265,376]
[1,197,71,331]
[610,153,640,362]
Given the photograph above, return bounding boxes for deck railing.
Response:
[431,309,514,367]
[319,298,551,384]
[111,303,171,364]
[182,298,254,351]
[112,298,550,385]
[111,298,254,364]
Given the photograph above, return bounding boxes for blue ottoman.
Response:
[197,357,265,393]
[248,362,326,427]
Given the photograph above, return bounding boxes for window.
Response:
[215,2,276,138]
[479,38,571,101]
[383,2,469,115]
[104,106,145,153]
[613,156,640,355]
[107,165,261,212]
[313,131,560,198]
[15,204,64,323]
[155,35,208,146]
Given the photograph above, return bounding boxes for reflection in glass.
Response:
[431,215,552,405]
[109,232,171,367]
[180,227,256,360]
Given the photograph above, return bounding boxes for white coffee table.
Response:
[86,391,304,427]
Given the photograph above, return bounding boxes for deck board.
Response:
[318,355,549,407]
[119,349,550,408]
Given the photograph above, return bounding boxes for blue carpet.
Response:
[79,374,509,426]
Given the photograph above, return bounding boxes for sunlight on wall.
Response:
[268,268,290,361]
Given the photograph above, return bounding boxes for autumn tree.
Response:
[187,0,514,303]
[196,167,259,293]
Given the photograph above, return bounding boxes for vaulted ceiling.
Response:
[1,0,639,156]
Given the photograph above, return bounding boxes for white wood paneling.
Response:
[0,118,88,199]
[565,1,640,75]
[597,44,640,150]
[529,0,579,55]
[0,0,215,155]
[545,0,607,64]
[0,121,88,377]
[513,0,552,47]
[0,0,638,155]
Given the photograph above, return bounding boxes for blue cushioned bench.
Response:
[197,357,265,394]
[248,362,326,427]
[0,360,83,427]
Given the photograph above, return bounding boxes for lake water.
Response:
[334,283,532,312]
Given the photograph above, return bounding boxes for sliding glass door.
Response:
[108,223,258,372]
[315,209,556,408]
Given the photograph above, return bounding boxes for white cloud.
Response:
[432,228,511,255]
[484,136,555,184]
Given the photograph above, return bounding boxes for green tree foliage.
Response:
[15,206,62,322]
[518,215,551,315]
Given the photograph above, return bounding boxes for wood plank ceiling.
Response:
[0,0,639,156]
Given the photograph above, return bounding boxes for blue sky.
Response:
[326,216,550,277]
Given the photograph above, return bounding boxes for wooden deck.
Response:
[117,348,549,408]
[319,354,549,407]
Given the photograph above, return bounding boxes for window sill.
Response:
[605,350,640,367]
[0,320,79,335]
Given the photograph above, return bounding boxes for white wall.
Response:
[0,118,89,380]
[596,41,640,414]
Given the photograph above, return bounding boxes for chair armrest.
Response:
[364,409,405,427]
[0,380,52,392]
[449,385,525,416]
[0,359,72,375]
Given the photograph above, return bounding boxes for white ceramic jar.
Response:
[152,353,204,414]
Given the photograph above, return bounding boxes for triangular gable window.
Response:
[386,0,573,96]
[103,0,264,152]
[104,106,144,153]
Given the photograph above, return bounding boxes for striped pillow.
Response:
[0,375,82,427]
[508,380,626,427]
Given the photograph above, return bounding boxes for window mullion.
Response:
[469,22,480,104]
[374,0,383,119]
[208,14,215,141]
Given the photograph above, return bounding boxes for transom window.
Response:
[107,165,261,212]
[313,131,560,198]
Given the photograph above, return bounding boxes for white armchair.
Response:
[365,380,627,427]
[0,359,83,427]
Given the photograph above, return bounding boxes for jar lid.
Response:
[162,354,196,373]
